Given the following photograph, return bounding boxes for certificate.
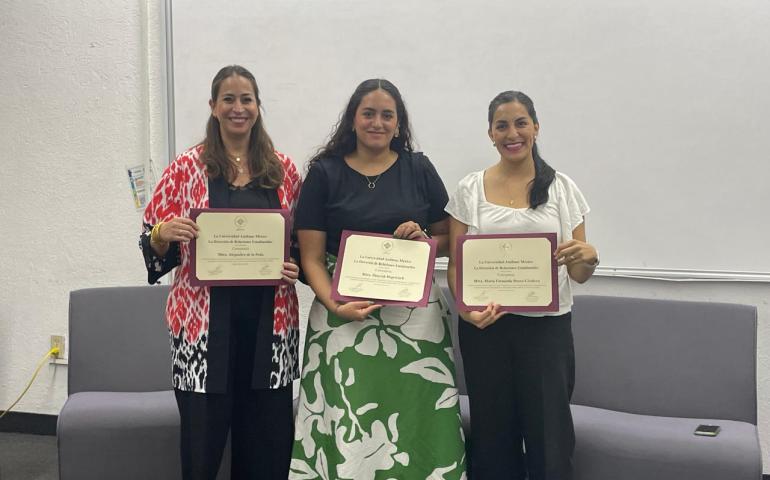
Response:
[189,208,290,286]
[331,230,438,307]
[456,233,559,312]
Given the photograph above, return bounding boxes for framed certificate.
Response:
[456,233,559,312]
[189,208,290,286]
[331,230,438,307]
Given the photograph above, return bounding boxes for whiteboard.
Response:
[170,0,770,274]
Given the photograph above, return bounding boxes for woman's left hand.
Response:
[555,240,598,267]
[393,221,426,240]
[281,258,300,284]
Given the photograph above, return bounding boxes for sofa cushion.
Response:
[571,404,762,480]
[58,390,181,480]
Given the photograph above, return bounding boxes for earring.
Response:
[492,142,496,147]
[394,130,400,138]
[351,126,356,133]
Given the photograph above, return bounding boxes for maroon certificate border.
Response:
[189,208,290,287]
[455,232,559,313]
[330,230,438,307]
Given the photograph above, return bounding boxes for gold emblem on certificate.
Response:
[456,233,558,312]
[189,208,290,286]
[331,230,438,307]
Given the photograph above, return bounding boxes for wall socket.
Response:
[50,335,65,359]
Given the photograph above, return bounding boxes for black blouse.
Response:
[205,176,279,393]
[295,152,449,255]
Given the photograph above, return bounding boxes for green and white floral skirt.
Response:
[289,257,467,480]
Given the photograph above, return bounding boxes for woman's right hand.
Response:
[393,220,427,240]
[334,301,382,321]
[156,217,199,244]
[460,302,505,330]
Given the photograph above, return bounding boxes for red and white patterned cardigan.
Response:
[141,144,301,392]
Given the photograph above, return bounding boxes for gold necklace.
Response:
[505,179,534,207]
[503,176,530,206]
[228,153,247,174]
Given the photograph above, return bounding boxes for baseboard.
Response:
[0,412,57,435]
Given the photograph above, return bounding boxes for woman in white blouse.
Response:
[446,91,599,480]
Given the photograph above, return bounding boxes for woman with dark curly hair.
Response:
[289,79,466,479]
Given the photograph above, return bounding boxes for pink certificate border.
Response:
[331,230,438,307]
[455,232,559,313]
[189,208,291,287]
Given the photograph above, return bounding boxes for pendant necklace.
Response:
[229,154,245,174]
[364,174,382,189]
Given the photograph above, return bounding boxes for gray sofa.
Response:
[441,284,762,479]
[57,286,230,480]
[59,285,761,479]
[569,295,761,480]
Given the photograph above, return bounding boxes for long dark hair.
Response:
[308,79,414,170]
[488,91,556,210]
[200,65,283,188]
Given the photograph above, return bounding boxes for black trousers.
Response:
[174,287,293,480]
[459,312,575,480]
[175,385,293,480]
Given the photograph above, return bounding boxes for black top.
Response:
[228,179,275,209]
[295,152,449,255]
[204,176,280,393]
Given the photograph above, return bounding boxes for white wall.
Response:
[0,0,163,415]
[0,0,314,416]
[2,0,769,474]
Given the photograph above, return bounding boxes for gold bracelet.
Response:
[150,222,167,245]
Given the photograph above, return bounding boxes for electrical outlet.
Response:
[50,335,65,359]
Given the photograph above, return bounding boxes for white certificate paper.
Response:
[331,230,437,307]
[456,233,558,312]
[190,208,289,286]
